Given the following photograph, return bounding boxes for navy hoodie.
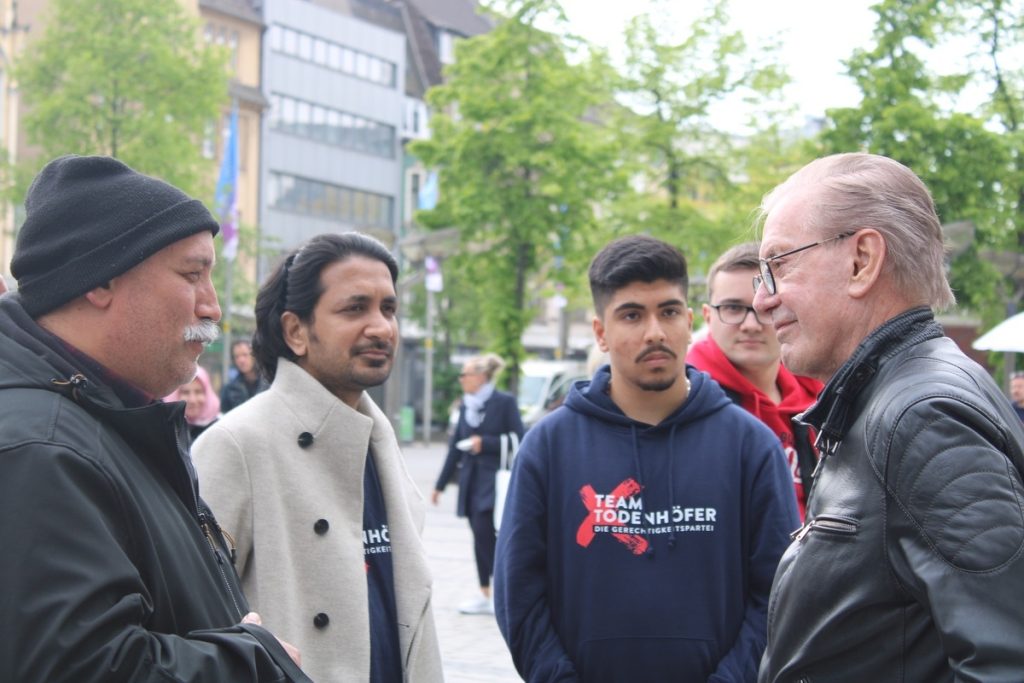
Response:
[494,365,799,683]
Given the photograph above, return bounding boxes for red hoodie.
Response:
[687,335,822,519]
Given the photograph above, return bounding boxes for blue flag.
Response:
[418,171,439,211]
[215,106,239,261]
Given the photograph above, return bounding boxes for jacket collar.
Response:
[270,358,382,439]
[0,295,198,510]
[268,358,434,643]
[801,306,943,456]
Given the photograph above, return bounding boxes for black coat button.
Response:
[297,432,314,448]
[313,612,329,629]
[314,519,329,535]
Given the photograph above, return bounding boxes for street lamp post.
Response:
[423,287,435,444]
[398,227,461,446]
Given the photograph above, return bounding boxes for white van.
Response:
[518,360,587,430]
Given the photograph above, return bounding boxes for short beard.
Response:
[184,319,221,345]
[636,375,677,392]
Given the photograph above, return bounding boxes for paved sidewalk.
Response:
[402,441,522,683]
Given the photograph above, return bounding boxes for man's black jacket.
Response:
[0,296,300,682]
[759,308,1024,682]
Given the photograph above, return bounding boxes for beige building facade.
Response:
[0,0,265,290]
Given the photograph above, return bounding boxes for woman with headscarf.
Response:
[432,353,524,615]
[165,365,221,441]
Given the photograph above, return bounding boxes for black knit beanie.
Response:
[11,155,220,318]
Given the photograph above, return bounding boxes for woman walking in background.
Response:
[165,365,221,441]
[432,353,524,615]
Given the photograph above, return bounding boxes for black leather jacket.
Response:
[0,296,300,682]
[759,308,1024,683]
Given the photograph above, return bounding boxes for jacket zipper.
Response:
[200,510,244,618]
[790,515,859,543]
[174,429,244,619]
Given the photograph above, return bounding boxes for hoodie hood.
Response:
[687,335,822,421]
[565,363,732,430]
[564,362,736,552]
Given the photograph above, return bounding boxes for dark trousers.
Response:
[467,508,496,588]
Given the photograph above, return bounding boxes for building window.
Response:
[205,23,241,73]
[437,30,456,65]
[269,23,397,88]
[269,92,396,159]
[269,172,393,230]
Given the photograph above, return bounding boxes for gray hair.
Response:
[759,153,955,310]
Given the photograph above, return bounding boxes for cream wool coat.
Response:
[193,359,443,682]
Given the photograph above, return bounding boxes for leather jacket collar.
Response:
[800,306,943,457]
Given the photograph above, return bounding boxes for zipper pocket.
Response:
[790,514,859,543]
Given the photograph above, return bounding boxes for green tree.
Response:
[14,0,228,199]
[820,0,1014,330]
[961,0,1024,319]
[609,0,790,270]
[411,0,622,390]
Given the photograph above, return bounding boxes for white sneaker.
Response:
[458,595,494,615]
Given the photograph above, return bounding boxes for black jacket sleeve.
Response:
[435,404,466,491]
[0,443,297,683]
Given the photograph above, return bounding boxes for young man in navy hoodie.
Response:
[494,235,800,683]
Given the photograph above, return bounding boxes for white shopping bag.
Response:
[493,431,520,531]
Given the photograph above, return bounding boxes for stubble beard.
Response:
[636,374,678,393]
[349,340,394,387]
[350,357,392,387]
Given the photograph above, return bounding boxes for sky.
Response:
[556,0,878,127]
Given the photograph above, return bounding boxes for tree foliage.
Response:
[608,0,792,274]
[411,0,622,389]
[820,0,1021,332]
[14,0,229,198]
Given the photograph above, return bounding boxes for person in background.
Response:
[1011,371,1024,422]
[165,365,222,440]
[193,232,442,682]
[495,234,798,682]
[687,242,822,519]
[220,339,269,413]
[753,152,1024,681]
[432,352,525,615]
[0,154,302,681]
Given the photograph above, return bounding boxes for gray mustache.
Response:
[184,319,220,344]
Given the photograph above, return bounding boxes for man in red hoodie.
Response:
[688,242,821,519]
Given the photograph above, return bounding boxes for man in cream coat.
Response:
[193,232,443,682]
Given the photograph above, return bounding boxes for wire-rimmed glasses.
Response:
[753,231,856,295]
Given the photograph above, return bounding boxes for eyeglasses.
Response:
[708,303,763,325]
[458,371,478,378]
[753,231,856,295]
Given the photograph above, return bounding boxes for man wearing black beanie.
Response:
[0,155,309,682]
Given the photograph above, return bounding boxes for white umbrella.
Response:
[972,311,1024,353]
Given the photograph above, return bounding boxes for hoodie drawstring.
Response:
[667,423,678,550]
[632,422,680,556]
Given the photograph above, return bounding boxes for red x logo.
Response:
[576,478,648,555]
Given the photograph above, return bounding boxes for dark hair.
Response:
[230,338,252,355]
[252,232,399,380]
[588,235,689,316]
